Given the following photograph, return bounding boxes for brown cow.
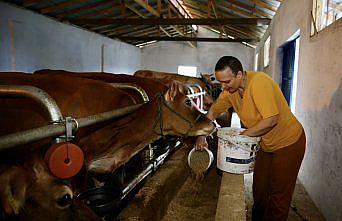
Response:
[134,70,214,110]
[34,69,166,104]
[0,71,214,203]
[0,72,135,139]
[0,153,101,221]
[134,70,234,127]
[30,70,215,174]
[0,72,136,220]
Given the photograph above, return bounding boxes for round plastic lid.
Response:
[45,142,84,179]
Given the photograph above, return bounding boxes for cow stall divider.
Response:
[110,83,149,103]
[0,83,208,219]
[0,84,180,215]
[0,85,145,151]
[185,84,206,113]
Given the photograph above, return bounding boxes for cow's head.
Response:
[200,73,222,101]
[0,156,100,221]
[160,81,215,137]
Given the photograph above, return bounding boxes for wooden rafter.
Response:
[125,2,172,39]
[108,26,155,37]
[113,36,257,42]
[182,2,263,39]
[248,0,277,12]
[23,0,41,7]
[133,0,160,17]
[12,0,280,47]
[55,0,114,19]
[183,3,254,36]
[166,0,197,40]
[224,0,273,18]
[40,0,84,14]
[69,18,271,25]
[76,4,122,19]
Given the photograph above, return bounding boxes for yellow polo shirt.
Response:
[210,71,303,152]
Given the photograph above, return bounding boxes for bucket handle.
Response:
[220,137,260,153]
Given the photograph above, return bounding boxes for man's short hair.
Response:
[215,56,243,75]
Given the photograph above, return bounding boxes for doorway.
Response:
[280,35,300,113]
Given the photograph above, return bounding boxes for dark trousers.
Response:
[252,131,306,221]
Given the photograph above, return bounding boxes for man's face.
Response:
[215,67,242,94]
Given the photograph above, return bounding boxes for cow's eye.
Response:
[185,99,192,106]
[57,193,73,208]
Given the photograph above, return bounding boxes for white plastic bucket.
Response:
[217,127,260,174]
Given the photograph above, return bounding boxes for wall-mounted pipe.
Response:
[110,83,149,103]
[0,104,143,152]
[0,85,63,123]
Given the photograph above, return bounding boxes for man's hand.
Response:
[194,135,208,151]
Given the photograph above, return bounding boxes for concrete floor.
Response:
[120,139,326,221]
[244,173,326,221]
[160,168,326,221]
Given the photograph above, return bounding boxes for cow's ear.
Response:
[0,166,27,215]
[164,80,186,101]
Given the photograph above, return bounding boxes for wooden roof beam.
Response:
[56,0,114,19]
[113,36,257,42]
[40,0,84,14]
[226,0,273,18]
[125,2,173,40]
[185,0,255,18]
[23,0,41,7]
[69,18,271,25]
[133,0,160,17]
[248,0,277,12]
[179,3,260,39]
[108,26,156,37]
[76,5,122,19]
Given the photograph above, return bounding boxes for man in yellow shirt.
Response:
[195,56,306,221]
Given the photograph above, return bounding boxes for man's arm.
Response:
[240,115,278,137]
[194,109,220,151]
[195,92,231,150]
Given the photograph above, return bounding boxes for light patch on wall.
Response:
[264,36,271,67]
[254,53,259,71]
[178,65,197,77]
[291,37,300,114]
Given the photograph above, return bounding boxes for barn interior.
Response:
[0,0,341,221]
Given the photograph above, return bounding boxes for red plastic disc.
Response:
[44,142,84,179]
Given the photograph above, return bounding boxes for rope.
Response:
[152,92,203,136]
[152,93,164,136]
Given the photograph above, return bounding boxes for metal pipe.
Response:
[0,104,143,152]
[0,85,63,123]
[121,164,153,200]
[110,83,149,103]
[120,139,182,199]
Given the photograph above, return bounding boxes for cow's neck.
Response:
[113,98,165,149]
[86,98,169,174]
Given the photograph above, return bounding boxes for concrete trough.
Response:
[118,144,247,221]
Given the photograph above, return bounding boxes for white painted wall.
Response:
[255,0,342,220]
[0,2,141,74]
[141,27,255,76]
